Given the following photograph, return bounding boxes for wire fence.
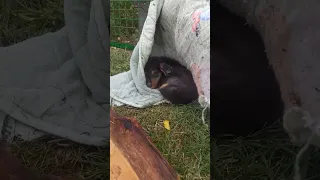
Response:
[110,0,150,50]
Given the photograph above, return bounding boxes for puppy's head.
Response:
[146,69,162,89]
[144,59,163,89]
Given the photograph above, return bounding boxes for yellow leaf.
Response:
[163,120,170,130]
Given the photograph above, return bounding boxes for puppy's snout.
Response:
[146,78,152,88]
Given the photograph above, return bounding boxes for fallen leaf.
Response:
[163,120,170,130]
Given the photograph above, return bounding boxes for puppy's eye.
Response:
[151,73,160,78]
[151,71,161,78]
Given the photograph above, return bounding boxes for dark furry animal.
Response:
[144,56,198,104]
[211,3,284,136]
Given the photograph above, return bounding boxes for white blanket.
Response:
[110,0,210,108]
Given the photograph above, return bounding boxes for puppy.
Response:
[144,57,199,104]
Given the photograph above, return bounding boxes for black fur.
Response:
[211,3,284,136]
[144,57,199,104]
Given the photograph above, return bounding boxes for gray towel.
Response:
[0,0,109,146]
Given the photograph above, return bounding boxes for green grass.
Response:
[110,47,132,74]
[110,48,211,179]
[214,125,296,180]
[214,124,320,180]
[0,0,64,46]
[8,138,108,179]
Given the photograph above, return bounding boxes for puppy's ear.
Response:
[160,63,172,76]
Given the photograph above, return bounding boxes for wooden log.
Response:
[110,109,180,180]
[0,140,72,180]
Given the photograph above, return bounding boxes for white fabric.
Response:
[110,0,210,108]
